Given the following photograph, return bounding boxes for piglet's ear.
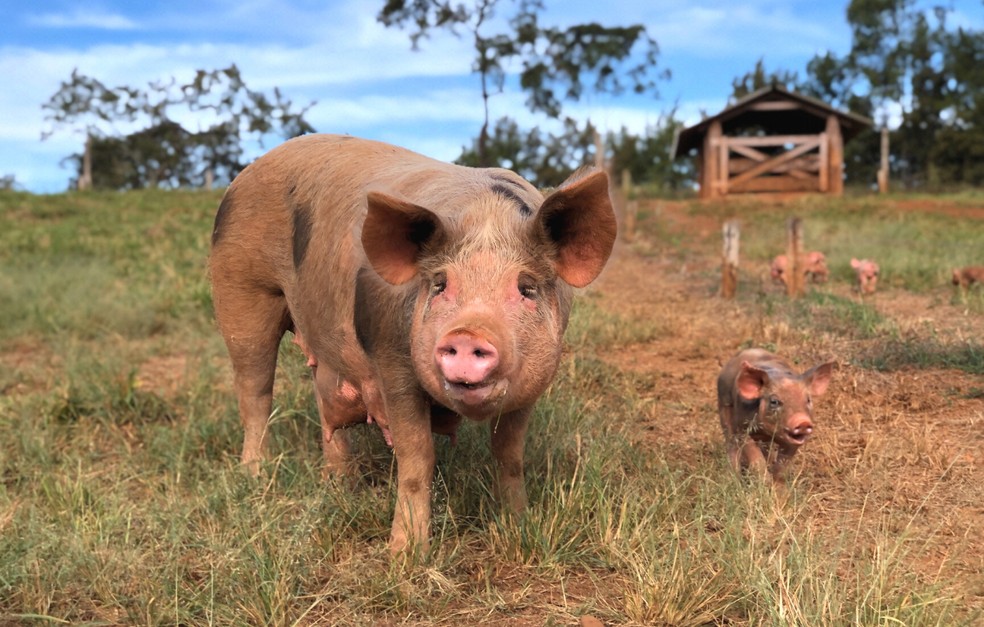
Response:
[363,191,445,285]
[535,169,617,288]
[804,361,837,397]
[736,362,768,400]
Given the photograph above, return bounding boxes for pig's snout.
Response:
[436,332,499,386]
[785,415,814,444]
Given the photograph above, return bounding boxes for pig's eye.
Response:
[430,273,447,296]
[768,397,782,411]
[518,276,538,299]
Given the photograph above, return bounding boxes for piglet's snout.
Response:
[436,332,499,385]
[785,414,814,443]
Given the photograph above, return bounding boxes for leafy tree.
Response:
[42,65,314,190]
[730,59,800,101]
[457,116,598,187]
[379,0,667,165]
[607,112,693,192]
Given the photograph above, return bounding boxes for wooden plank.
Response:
[786,218,805,298]
[719,134,729,195]
[819,131,828,192]
[731,176,818,193]
[748,101,800,111]
[728,139,820,189]
[726,134,819,148]
[721,220,740,299]
[827,115,844,195]
[729,156,820,175]
[730,143,768,162]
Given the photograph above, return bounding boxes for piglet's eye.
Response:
[768,397,782,410]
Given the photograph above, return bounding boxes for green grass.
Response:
[0,188,979,624]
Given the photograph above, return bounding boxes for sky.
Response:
[2,0,982,193]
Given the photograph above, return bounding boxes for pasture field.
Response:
[0,188,982,625]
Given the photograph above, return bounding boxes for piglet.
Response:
[770,251,828,286]
[851,258,880,294]
[716,348,835,482]
[952,266,984,289]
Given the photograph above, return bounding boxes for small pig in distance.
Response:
[716,348,835,482]
[769,251,829,286]
[952,265,984,289]
[851,258,880,295]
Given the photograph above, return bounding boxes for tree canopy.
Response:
[379,0,667,166]
[42,65,314,191]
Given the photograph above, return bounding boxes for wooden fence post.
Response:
[621,169,636,243]
[877,127,890,194]
[722,220,740,298]
[786,217,804,298]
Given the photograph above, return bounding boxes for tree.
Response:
[42,65,315,191]
[607,111,693,192]
[456,116,598,187]
[831,0,984,187]
[379,0,667,165]
[730,59,799,101]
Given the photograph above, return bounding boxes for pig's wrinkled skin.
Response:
[209,134,617,553]
[769,251,829,286]
[952,265,984,289]
[716,348,835,482]
[851,258,880,295]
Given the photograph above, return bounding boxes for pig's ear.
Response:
[850,258,860,269]
[536,169,617,288]
[805,361,837,397]
[736,362,768,400]
[363,191,445,285]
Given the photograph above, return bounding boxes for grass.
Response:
[1,188,982,624]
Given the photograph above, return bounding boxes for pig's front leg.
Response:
[388,393,436,555]
[490,407,532,514]
[741,440,769,477]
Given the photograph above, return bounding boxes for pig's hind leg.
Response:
[213,285,290,475]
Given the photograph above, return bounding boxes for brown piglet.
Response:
[716,348,835,482]
[952,265,984,289]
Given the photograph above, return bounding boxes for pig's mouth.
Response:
[442,377,508,411]
[783,430,811,446]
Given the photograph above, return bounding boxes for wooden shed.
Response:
[672,85,872,198]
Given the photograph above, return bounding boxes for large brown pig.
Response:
[716,348,835,482]
[209,134,617,553]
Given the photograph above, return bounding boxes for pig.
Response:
[208,134,617,553]
[716,348,835,482]
[769,251,828,286]
[952,265,984,289]
[851,258,880,295]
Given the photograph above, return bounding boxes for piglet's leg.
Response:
[741,440,769,478]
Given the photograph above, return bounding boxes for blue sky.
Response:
[2,0,981,193]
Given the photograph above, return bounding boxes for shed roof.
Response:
[672,84,873,158]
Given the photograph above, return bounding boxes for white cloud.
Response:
[28,10,139,30]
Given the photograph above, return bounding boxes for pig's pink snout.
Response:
[436,332,499,385]
[786,416,814,444]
